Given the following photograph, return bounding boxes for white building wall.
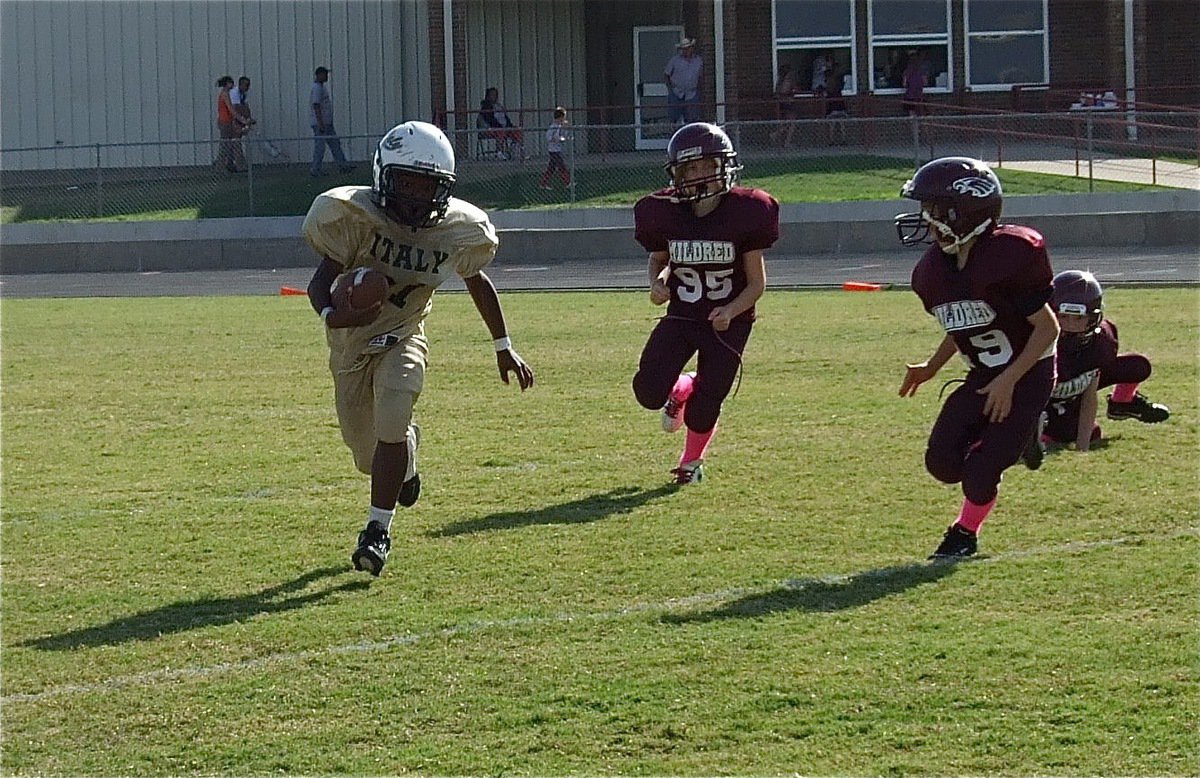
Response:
[464,0,586,154]
[0,0,431,170]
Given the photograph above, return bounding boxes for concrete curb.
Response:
[1,191,1196,274]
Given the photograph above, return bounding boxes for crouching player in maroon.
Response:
[631,122,780,484]
[895,157,1060,559]
[1040,269,1170,452]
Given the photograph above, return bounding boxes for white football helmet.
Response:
[371,121,456,227]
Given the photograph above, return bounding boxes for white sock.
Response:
[367,505,395,532]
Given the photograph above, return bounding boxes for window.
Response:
[868,0,951,93]
[773,0,857,96]
[966,0,1048,89]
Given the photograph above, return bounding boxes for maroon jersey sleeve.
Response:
[634,193,672,253]
[738,188,780,252]
[991,226,1054,315]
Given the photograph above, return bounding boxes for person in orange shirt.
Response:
[215,75,246,172]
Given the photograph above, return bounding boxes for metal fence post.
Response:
[911,114,921,168]
[1085,111,1095,193]
[95,144,103,218]
[247,146,255,217]
[568,131,576,204]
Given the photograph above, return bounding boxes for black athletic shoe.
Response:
[351,521,391,576]
[929,524,978,560]
[1106,393,1170,423]
[670,461,704,485]
[396,425,421,508]
[1021,412,1047,471]
[397,473,421,508]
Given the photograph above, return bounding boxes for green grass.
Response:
[2,289,1197,775]
[0,154,1169,223]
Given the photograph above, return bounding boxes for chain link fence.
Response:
[1,112,1195,223]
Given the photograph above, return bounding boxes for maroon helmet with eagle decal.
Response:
[663,122,743,203]
[895,156,1003,250]
[1051,269,1105,352]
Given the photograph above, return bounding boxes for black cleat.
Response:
[1021,412,1047,470]
[351,521,391,576]
[669,461,704,485]
[929,524,977,560]
[397,424,421,508]
[1106,393,1170,423]
[397,474,421,508]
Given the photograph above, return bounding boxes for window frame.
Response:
[866,0,953,95]
[964,0,1050,91]
[772,0,858,97]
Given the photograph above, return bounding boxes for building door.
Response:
[634,25,684,150]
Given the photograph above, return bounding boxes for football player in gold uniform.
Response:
[303,121,534,576]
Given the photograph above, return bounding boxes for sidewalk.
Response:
[1002,154,1200,189]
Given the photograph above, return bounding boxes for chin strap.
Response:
[925,211,993,254]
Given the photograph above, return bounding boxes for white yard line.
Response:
[5,527,1195,705]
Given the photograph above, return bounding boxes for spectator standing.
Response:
[664,38,702,125]
[310,66,353,177]
[823,60,849,145]
[538,107,571,190]
[478,87,525,160]
[230,76,257,159]
[902,51,927,115]
[215,75,246,173]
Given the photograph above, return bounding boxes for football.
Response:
[332,267,390,310]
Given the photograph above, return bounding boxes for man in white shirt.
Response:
[664,38,703,125]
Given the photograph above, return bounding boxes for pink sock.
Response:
[1111,383,1139,403]
[954,496,996,534]
[680,425,715,466]
[670,372,695,403]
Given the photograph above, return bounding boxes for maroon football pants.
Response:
[632,316,751,434]
[1045,353,1152,442]
[925,357,1056,505]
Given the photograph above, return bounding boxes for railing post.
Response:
[1085,111,1095,193]
[95,144,103,218]
[568,129,577,204]
[911,114,921,168]
[246,142,255,217]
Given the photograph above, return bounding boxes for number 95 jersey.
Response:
[912,225,1055,375]
[634,186,779,322]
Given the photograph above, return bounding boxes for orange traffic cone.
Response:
[842,281,884,292]
[280,286,307,296]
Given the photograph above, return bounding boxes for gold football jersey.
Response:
[302,186,498,354]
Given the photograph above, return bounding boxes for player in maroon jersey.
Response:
[631,122,780,484]
[895,157,1060,559]
[1039,269,1170,452]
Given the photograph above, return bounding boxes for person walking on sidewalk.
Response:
[309,66,354,177]
[538,107,571,190]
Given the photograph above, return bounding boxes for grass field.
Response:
[0,154,1168,223]
[2,289,1196,775]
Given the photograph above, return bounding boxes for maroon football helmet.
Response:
[664,122,742,202]
[896,156,1003,250]
[1052,269,1104,351]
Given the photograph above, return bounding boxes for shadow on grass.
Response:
[428,484,678,537]
[660,561,961,624]
[22,565,367,650]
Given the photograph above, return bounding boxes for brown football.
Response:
[333,268,390,310]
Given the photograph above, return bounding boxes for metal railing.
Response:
[1,112,1195,223]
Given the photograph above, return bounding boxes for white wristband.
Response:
[320,306,334,322]
[493,336,512,352]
